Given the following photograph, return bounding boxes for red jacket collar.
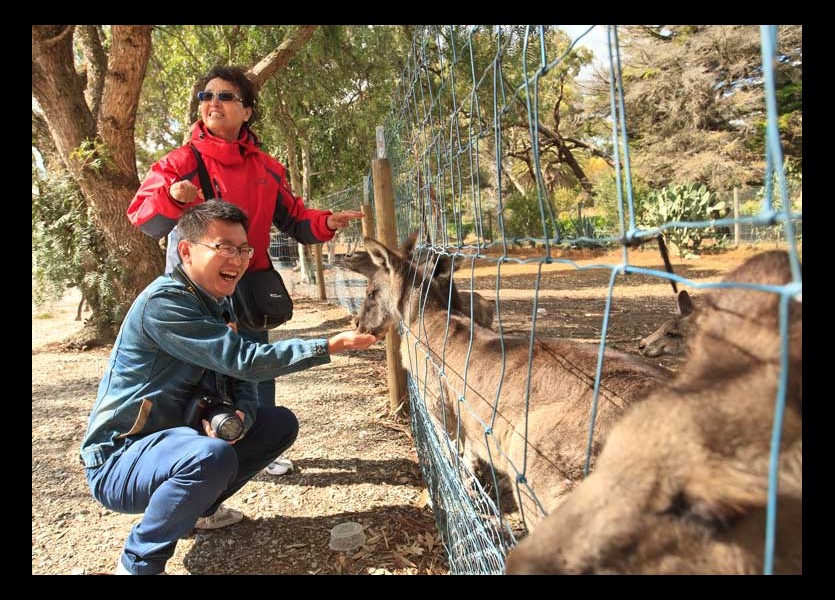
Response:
[190,121,261,165]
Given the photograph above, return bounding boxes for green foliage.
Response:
[501,192,556,243]
[557,215,609,247]
[552,186,583,215]
[605,25,803,191]
[777,81,802,114]
[69,138,110,173]
[592,171,653,232]
[139,26,409,198]
[639,183,728,254]
[396,26,599,213]
[32,161,120,320]
[447,218,475,243]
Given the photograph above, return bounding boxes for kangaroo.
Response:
[638,290,696,357]
[346,237,671,530]
[398,232,494,329]
[505,251,802,574]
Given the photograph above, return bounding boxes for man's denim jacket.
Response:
[80,267,330,468]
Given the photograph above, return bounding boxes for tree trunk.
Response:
[275,97,303,193]
[77,25,106,123]
[33,25,163,345]
[301,138,312,203]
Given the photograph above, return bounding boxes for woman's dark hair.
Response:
[197,65,259,126]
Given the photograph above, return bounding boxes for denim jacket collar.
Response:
[171,264,231,322]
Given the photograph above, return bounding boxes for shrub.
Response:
[592,172,653,231]
[501,192,557,245]
[639,183,727,254]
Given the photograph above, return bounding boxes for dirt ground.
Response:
[31,244,786,575]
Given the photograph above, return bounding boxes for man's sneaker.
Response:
[194,503,244,530]
[114,558,166,575]
[265,455,294,476]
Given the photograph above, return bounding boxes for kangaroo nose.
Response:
[638,339,646,350]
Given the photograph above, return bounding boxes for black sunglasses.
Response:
[197,91,244,103]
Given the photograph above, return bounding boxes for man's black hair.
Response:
[177,200,249,242]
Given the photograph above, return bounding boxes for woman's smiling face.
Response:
[199,77,252,142]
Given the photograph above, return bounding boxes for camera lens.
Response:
[209,410,244,441]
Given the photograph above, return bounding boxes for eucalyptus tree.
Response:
[590,25,802,192]
[32,25,318,345]
[33,25,160,345]
[394,25,603,243]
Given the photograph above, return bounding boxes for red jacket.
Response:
[127,121,334,272]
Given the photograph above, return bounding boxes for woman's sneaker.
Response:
[194,503,244,530]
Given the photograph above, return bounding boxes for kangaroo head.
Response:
[344,238,408,337]
[399,231,468,316]
[345,237,451,337]
[639,290,696,357]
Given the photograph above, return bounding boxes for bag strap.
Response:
[189,144,216,200]
[189,143,274,273]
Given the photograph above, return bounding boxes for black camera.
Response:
[184,393,244,441]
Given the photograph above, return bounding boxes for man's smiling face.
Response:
[179,219,250,299]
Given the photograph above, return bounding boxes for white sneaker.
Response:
[194,503,244,530]
[265,455,294,476]
[114,558,167,575]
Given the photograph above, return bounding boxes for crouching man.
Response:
[80,200,377,575]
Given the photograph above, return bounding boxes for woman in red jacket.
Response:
[128,65,363,476]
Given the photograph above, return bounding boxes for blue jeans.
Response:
[239,326,277,409]
[87,406,298,575]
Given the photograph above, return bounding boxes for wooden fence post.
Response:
[313,244,326,300]
[371,126,407,417]
[362,175,376,240]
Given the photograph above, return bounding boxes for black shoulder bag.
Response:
[189,144,293,331]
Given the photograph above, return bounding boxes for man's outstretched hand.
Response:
[328,331,379,354]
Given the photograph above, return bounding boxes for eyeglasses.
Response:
[197,90,244,103]
[192,241,254,260]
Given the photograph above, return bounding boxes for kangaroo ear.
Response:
[364,237,400,273]
[678,290,695,316]
[434,254,453,278]
[399,230,419,259]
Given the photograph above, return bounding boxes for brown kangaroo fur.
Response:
[506,250,802,574]
[398,232,494,329]
[346,237,671,530]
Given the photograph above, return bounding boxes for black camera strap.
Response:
[170,264,232,324]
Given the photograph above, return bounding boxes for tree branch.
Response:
[32,25,95,175]
[32,110,63,174]
[248,25,318,91]
[98,25,152,180]
[77,25,107,123]
[564,137,614,167]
